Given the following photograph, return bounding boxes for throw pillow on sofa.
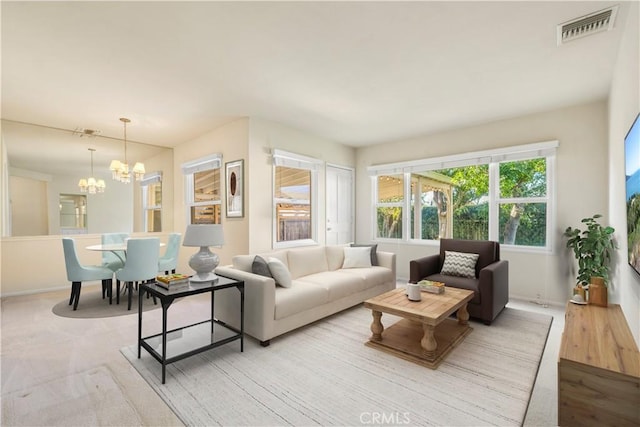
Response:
[350,243,378,266]
[252,255,273,278]
[440,251,479,278]
[268,257,292,288]
[342,246,373,268]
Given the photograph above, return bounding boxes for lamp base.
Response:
[188,247,219,282]
[190,272,219,283]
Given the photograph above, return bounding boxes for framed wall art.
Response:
[225,159,244,218]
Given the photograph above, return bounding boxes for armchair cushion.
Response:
[410,239,508,324]
[440,251,479,278]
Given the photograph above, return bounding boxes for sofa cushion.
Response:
[268,257,292,288]
[441,251,479,278]
[252,255,272,278]
[326,245,347,271]
[426,273,481,305]
[233,250,290,273]
[296,271,366,300]
[232,254,255,272]
[274,282,329,320]
[342,247,372,269]
[350,243,378,266]
[340,266,395,288]
[287,247,329,279]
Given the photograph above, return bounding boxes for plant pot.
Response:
[573,285,586,301]
[588,276,608,307]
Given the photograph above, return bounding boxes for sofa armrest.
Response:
[377,251,396,279]
[478,259,509,320]
[409,254,440,283]
[214,266,277,342]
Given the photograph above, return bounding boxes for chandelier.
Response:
[78,148,106,194]
[110,117,145,183]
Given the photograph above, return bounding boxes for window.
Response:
[497,158,548,246]
[140,172,162,232]
[376,174,404,239]
[369,141,557,250]
[182,154,222,225]
[273,149,321,248]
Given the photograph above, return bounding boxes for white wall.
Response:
[171,118,251,272]
[608,1,640,344]
[247,117,356,253]
[355,101,609,306]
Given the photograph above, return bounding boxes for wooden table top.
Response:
[364,287,474,325]
[559,302,640,377]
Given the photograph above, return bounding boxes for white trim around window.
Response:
[369,140,559,252]
[272,149,323,249]
[182,153,222,225]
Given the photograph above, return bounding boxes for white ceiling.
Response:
[1,1,630,174]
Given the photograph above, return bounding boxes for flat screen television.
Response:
[625,113,640,276]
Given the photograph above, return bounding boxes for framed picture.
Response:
[225,159,244,218]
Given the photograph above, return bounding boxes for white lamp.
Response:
[183,224,224,282]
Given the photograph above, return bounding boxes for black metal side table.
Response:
[138,275,244,384]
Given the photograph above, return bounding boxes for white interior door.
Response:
[326,165,354,245]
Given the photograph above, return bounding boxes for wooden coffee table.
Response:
[364,287,474,369]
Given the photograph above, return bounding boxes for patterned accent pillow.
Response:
[440,251,479,279]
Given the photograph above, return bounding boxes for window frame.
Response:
[140,171,162,232]
[272,149,322,249]
[373,173,406,241]
[368,141,558,252]
[181,153,222,226]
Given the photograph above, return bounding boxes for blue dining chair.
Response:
[101,232,128,271]
[158,233,182,275]
[62,238,114,310]
[115,237,160,310]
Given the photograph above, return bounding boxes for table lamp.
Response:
[183,224,224,282]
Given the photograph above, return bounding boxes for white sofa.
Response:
[214,245,396,346]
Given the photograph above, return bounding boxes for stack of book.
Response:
[418,280,445,294]
[156,273,191,290]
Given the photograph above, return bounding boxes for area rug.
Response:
[52,287,162,319]
[121,306,552,426]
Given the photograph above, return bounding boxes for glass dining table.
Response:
[86,242,165,263]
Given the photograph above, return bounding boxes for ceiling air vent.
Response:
[557,5,618,45]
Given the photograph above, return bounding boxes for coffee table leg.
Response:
[457,303,469,325]
[421,323,437,358]
[370,310,384,341]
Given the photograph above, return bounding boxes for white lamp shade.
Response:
[109,159,121,171]
[183,224,224,247]
[132,162,146,174]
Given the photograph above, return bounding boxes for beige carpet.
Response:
[2,366,145,426]
[122,305,552,426]
[52,286,164,319]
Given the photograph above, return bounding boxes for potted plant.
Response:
[563,214,616,306]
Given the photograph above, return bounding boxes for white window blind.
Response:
[140,171,162,186]
[367,141,559,176]
[273,149,322,171]
[181,153,222,175]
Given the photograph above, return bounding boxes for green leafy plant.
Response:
[563,214,616,286]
